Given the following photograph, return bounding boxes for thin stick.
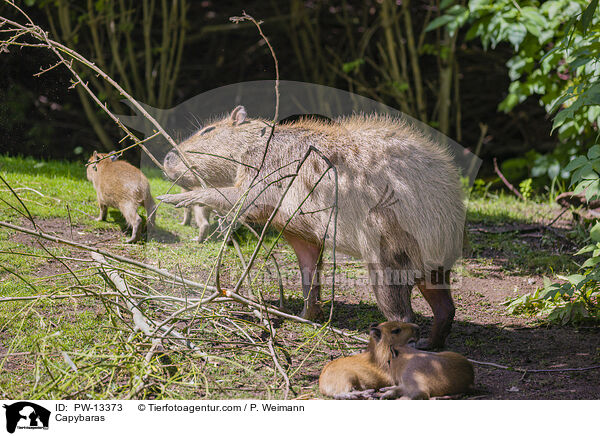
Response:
[493,157,525,201]
[469,359,600,374]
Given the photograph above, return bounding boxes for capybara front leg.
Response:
[367,263,415,323]
[416,284,455,350]
[285,233,323,320]
[192,205,211,242]
[181,207,192,226]
[96,202,107,221]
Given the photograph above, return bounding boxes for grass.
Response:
[467,193,557,225]
[0,154,583,399]
[466,193,580,276]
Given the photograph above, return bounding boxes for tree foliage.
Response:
[448,0,600,323]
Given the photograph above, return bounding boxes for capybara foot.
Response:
[126,227,142,244]
[378,386,405,400]
[416,337,445,350]
[333,389,376,400]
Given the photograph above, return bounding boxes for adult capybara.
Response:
[159,106,465,349]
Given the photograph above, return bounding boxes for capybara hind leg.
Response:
[285,233,323,320]
[368,263,415,323]
[416,284,455,350]
[126,216,143,243]
[192,205,211,242]
[122,205,143,243]
[144,194,156,228]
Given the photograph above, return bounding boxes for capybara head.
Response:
[367,321,419,365]
[162,106,252,189]
[86,151,118,181]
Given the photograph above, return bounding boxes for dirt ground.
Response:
[6,217,600,399]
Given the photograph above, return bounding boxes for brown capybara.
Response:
[87,152,156,243]
[159,106,465,349]
[319,321,418,399]
[381,326,474,399]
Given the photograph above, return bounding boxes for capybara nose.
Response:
[164,150,179,168]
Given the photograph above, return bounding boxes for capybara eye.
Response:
[391,328,402,334]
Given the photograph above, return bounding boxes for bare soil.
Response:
[6,217,600,399]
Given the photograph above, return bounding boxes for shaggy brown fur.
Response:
[87,152,156,243]
[319,321,419,399]
[159,106,465,348]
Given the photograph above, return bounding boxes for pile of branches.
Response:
[0,219,363,399]
[0,3,362,399]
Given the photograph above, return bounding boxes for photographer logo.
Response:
[2,402,50,433]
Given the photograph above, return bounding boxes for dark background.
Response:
[0,1,556,178]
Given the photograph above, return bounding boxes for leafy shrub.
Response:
[432,0,599,185]
[504,276,600,324]
[519,178,533,200]
[436,0,600,323]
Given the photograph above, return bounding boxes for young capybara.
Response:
[319,321,419,399]
[159,106,466,349]
[86,151,156,243]
[381,332,474,400]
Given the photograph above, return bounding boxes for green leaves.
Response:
[580,0,599,34]
[425,14,459,32]
[507,22,527,48]
[468,0,600,325]
[424,5,469,36]
[588,145,600,160]
[591,222,600,243]
[563,155,588,173]
[520,6,547,28]
[342,58,364,74]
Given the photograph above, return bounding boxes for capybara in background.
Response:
[87,152,156,243]
[159,106,465,349]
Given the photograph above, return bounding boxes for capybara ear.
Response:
[369,325,381,342]
[93,150,98,159]
[230,105,247,125]
[110,153,118,162]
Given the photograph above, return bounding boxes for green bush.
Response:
[435,0,600,324]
